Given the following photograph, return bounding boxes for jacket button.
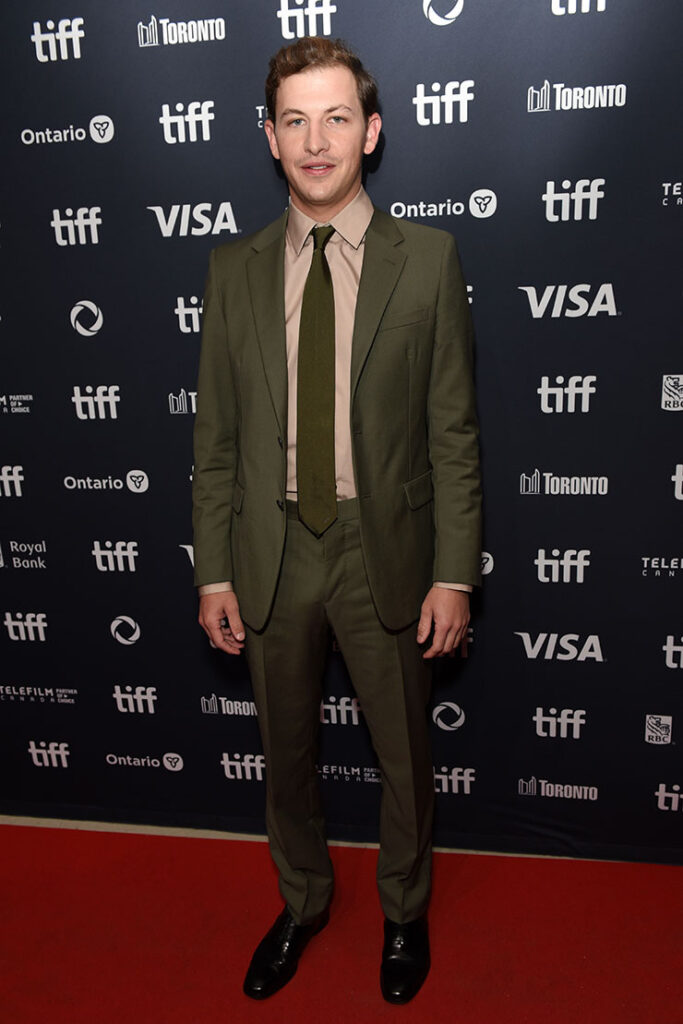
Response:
[276,499,284,510]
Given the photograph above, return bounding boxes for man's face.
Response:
[264,64,381,221]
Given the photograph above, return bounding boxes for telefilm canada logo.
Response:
[390,189,496,220]
[518,776,598,800]
[318,763,382,785]
[662,375,683,411]
[21,115,114,147]
[528,80,625,113]
[641,556,680,580]
[645,715,672,746]
[1,684,77,705]
[137,15,226,47]
[520,469,608,496]
[661,182,681,208]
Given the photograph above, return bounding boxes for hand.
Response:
[198,591,245,655]
[416,587,470,659]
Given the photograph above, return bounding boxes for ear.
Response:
[363,112,382,156]
[264,119,280,160]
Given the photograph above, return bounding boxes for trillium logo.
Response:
[126,470,149,493]
[88,115,115,143]
[423,0,464,25]
[469,189,497,218]
[70,300,103,336]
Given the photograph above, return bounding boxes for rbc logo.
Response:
[277,0,336,39]
[31,18,84,61]
[535,549,590,583]
[542,179,605,221]
[537,375,596,413]
[413,81,475,125]
[159,101,215,144]
[51,207,101,246]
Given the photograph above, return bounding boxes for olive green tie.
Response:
[297,224,337,536]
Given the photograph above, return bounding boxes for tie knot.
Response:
[312,225,334,251]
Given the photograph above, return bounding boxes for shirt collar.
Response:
[286,186,374,256]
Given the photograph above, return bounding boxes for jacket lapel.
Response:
[246,212,288,435]
[350,209,406,399]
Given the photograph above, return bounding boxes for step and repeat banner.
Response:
[2,0,681,864]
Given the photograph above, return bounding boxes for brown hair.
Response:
[265,37,379,122]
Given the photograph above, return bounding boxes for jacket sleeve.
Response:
[192,247,238,587]
[427,233,482,587]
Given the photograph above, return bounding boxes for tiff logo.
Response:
[28,740,70,767]
[538,375,596,413]
[112,685,157,713]
[552,0,605,12]
[535,548,590,583]
[221,752,266,781]
[4,612,48,641]
[672,465,683,501]
[434,766,475,794]
[92,541,139,572]
[277,0,336,39]
[31,18,84,62]
[51,207,102,246]
[71,385,120,420]
[175,296,203,333]
[413,80,475,125]
[159,101,215,144]
[533,707,586,739]
[542,179,605,221]
[663,636,683,670]
[655,783,683,811]
[320,696,361,725]
[0,465,24,497]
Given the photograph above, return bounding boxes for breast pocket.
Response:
[377,307,431,334]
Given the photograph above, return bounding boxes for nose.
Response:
[305,120,329,155]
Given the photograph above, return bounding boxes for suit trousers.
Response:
[244,498,435,926]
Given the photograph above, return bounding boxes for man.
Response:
[192,37,481,1004]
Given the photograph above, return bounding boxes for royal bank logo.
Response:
[535,548,590,584]
[0,466,25,497]
[31,18,84,62]
[528,80,624,112]
[413,80,475,125]
[21,115,114,147]
[277,0,336,39]
[3,612,48,641]
[110,616,141,645]
[423,1,464,26]
[221,752,266,781]
[175,296,203,333]
[169,388,197,414]
[106,751,184,771]
[661,182,681,208]
[92,541,139,572]
[663,636,683,670]
[514,632,603,662]
[542,179,605,222]
[147,202,238,237]
[70,300,103,336]
[551,0,605,13]
[434,765,475,794]
[1,540,47,570]
[159,101,215,144]
[321,696,361,725]
[51,207,102,246]
[655,783,683,812]
[673,465,683,502]
[533,707,586,739]
[520,469,608,496]
[518,776,598,800]
[432,702,465,731]
[201,694,257,716]
[538,375,597,413]
[645,715,672,746]
[641,557,680,580]
[28,740,70,766]
[71,385,119,420]
[390,189,496,220]
[112,685,157,713]
[518,283,616,318]
[137,15,226,47]
[662,375,683,411]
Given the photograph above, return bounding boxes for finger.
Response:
[423,622,448,659]
[226,608,246,643]
[416,608,433,645]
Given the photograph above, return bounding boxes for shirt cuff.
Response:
[198,582,233,596]
[433,582,473,593]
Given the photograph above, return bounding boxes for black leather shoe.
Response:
[380,915,430,1004]
[243,906,329,1000]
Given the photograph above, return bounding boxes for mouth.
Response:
[301,162,335,176]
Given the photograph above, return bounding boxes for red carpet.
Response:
[1,823,681,1023]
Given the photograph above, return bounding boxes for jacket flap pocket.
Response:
[403,471,433,510]
[379,307,430,332]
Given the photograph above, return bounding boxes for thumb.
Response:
[416,605,433,644]
[226,604,245,642]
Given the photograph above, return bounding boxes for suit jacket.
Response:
[192,206,482,632]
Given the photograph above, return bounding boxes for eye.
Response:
[287,117,305,127]
[330,115,346,124]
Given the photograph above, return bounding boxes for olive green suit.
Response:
[192,206,481,923]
